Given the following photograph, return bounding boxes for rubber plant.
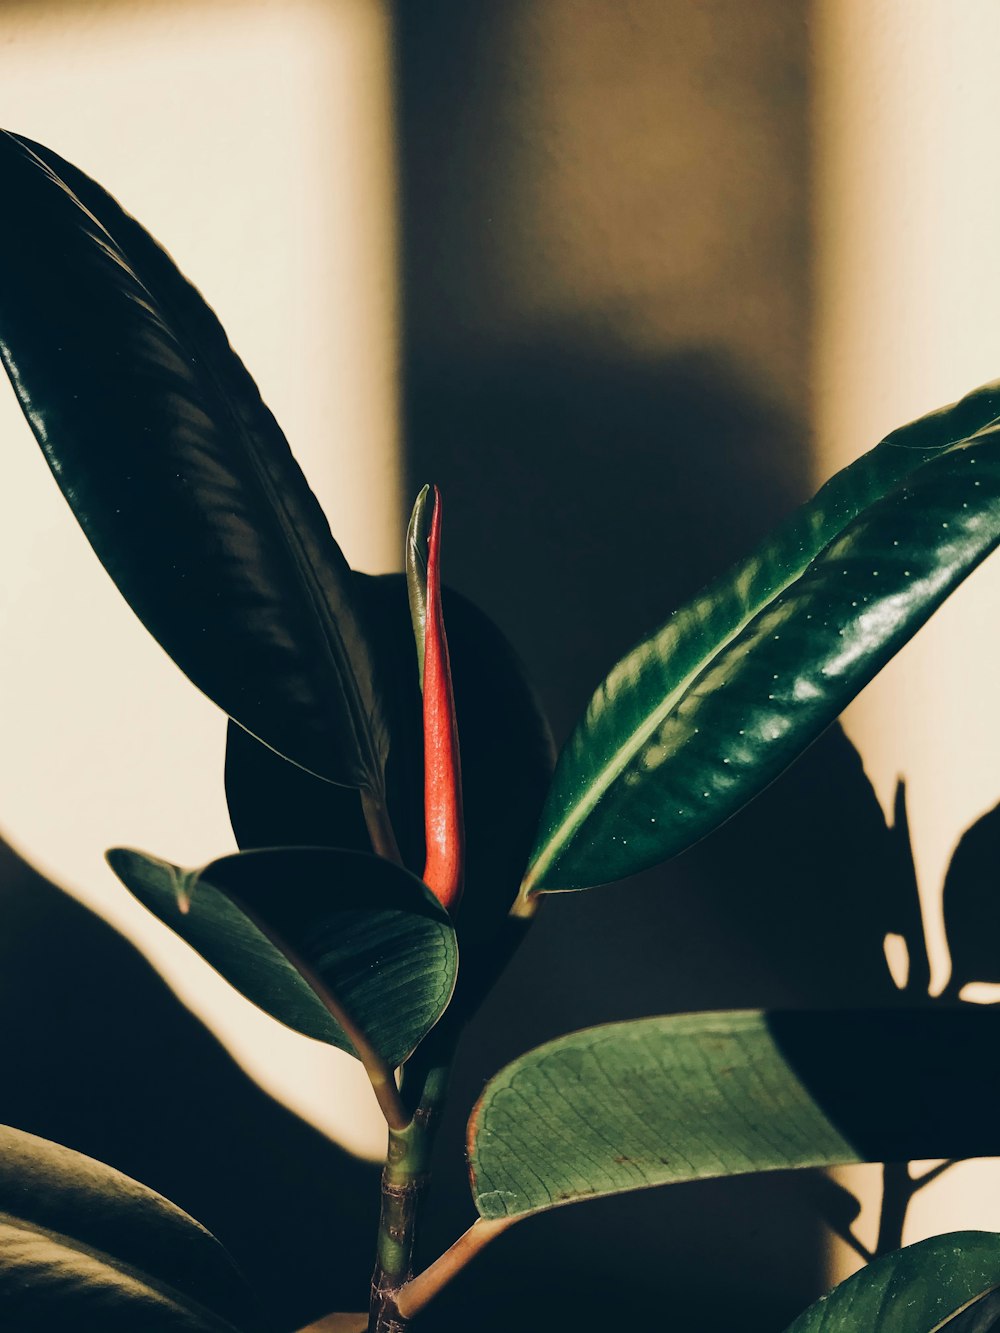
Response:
[3,127,1000,1333]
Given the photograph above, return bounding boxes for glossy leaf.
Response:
[226,574,554,960]
[468,1008,1000,1220]
[783,1232,1000,1333]
[107,846,457,1068]
[524,378,1000,894]
[0,1123,258,1331]
[0,131,386,793]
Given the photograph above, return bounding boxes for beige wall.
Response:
[3,0,999,1319]
[813,0,1000,1280]
[0,0,397,1160]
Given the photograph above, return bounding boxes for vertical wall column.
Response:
[813,0,1000,1278]
[0,0,399,1158]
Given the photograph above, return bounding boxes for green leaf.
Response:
[524,378,1000,893]
[467,1008,1000,1221]
[0,131,386,793]
[783,1232,1000,1333]
[107,846,457,1068]
[225,574,554,974]
[0,1123,258,1331]
[405,484,433,688]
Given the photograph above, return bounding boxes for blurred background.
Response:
[2,1,1000,1329]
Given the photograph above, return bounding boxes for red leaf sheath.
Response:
[422,490,464,912]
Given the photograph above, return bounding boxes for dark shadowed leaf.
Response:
[524,378,1000,895]
[0,131,386,793]
[226,574,554,976]
[783,1232,1000,1333]
[467,1009,1000,1221]
[225,723,373,864]
[0,1123,258,1331]
[107,846,457,1068]
[942,801,1000,995]
[945,1291,1000,1333]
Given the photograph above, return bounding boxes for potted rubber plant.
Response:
[2,127,1000,1332]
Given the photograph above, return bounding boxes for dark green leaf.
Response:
[0,1123,258,1331]
[107,846,457,1067]
[468,1008,1000,1220]
[524,379,1000,893]
[225,720,373,864]
[226,575,554,982]
[0,131,386,792]
[783,1232,1000,1333]
[946,1291,1000,1333]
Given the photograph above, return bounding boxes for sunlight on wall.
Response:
[813,0,1000,1284]
[0,0,398,1160]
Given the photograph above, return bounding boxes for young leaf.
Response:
[225,574,554,957]
[407,486,465,912]
[405,487,432,688]
[0,1123,259,1331]
[782,1231,1000,1333]
[523,378,1000,895]
[0,131,388,797]
[467,1008,1000,1221]
[107,846,457,1069]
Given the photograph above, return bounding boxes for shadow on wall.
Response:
[416,721,939,1332]
[393,316,959,1328]
[0,836,379,1331]
[403,340,808,740]
[387,1,961,1329]
[4,722,999,1331]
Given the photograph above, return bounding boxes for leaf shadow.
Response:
[941,799,1000,999]
[0,834,379,1331]
[762,786,1000,1260]
[400,335,893,1330]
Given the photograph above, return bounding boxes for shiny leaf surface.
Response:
[107,846,457,1067]
[0,131,386,792]
[783,1232,1000,1333]
[468,1008,1000,1220]
[524,379,1000,893]
[0,1123,258,1331]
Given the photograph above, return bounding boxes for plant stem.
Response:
[509,883,539,920]
[367,1026,457,1332]
[369,1123,430,1333]
[395,1217,514,1321]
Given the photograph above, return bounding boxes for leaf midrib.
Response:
[525,419,1000,893]
[524,570,803,891]
[926,1286,1000,1333]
